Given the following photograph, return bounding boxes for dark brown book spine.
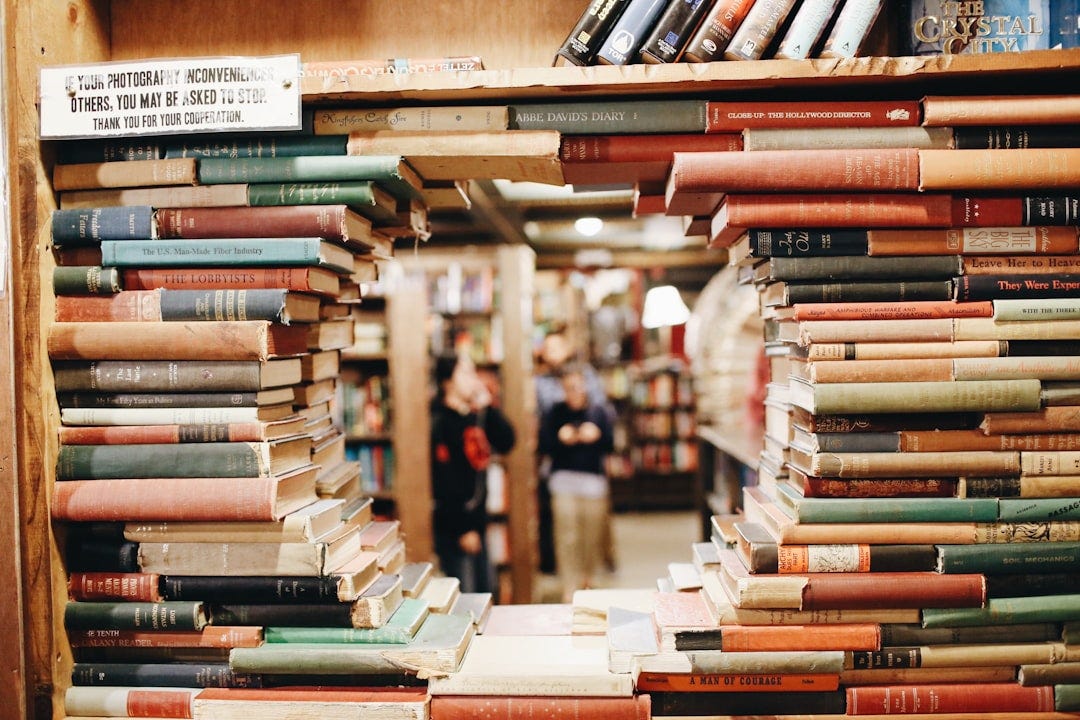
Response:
[955,274,1080,301]
[803,477,958,499]
[555,0,633,65]
[802,572,986,610]
[560,133,742,163]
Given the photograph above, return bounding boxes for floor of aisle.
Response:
[534,509,700,603]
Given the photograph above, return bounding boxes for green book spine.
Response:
[53,266,123,295]
[1056,683,1080,712]
[197,156,420,201]
[64,600,208,630]
[99,238,342,271]
[51,360,265,392]
[880,622,1062,646]
[785,495,999,523]
[164,134,347,158]
[797,379,1043,415]
[56,442,266,480]
[264,597,428,644]
[921,593,1080,628]
[936,542,1080,574]
[247,181,378,210]
[999,497,1080,522]
[228,644,402,674]
[508,100,708,134]
[1065,622,1080,644]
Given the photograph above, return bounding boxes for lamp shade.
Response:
[641,284,690,329]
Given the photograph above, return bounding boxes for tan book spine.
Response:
[994,298,1080,321]
[806,357,954,383]
[744,127,953,152]
[793,318,955,345]
[798,450,1020,478]
[922,94,1080,126]
[953,355,1080,381]
[884,642,1072,668]
[59,184,249,209]
[1021,451,1080,476]
[47,321,300,361]
[919,148,1080,191]
[955,317,1080,341]
[790,300,993,322]
[902,430,1080,453]
[963,255,1080,275]
[792,378,1043,415]
[53,158,197,191]
[314,106,509,134]
[973,521,1080,543]
[982,406,1080,434]
[804,340,1003,361]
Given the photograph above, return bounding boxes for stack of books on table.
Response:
[45,132,476,718]
[647,93,1080,717]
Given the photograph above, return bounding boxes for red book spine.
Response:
[951,196,1024,226]
[846,683,1054,715]
[51,477,281,522]
[127,689,196,718]
[706,100,922,131]
[156,205,345,239]
[720,623,880,652]
[723,193,955,228]
[671,149,921,193]
[802,572,986,610]
[560,133,742,163]
[802,477,958,498]
[68,626,263,648]
[120,267,335,295]
[58,423,267,444]
[789,301,993,322]
[67,572,163,602]
[430,695,651,720]
[55,291,162,322]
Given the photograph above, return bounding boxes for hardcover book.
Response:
[555,0,633,65]
[901,0,1052,55]
[683,0,758,62]
[639,0,715,63]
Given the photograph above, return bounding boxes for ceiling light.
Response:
[574,216,604,237]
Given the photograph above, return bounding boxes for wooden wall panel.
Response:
[110,0,585,71]
[9,4,111,719]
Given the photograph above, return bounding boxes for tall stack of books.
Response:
[45,132,479,718]
[655,93,1080,717]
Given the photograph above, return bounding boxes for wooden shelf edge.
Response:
[697,424,762,470]
[302,49,1080,103]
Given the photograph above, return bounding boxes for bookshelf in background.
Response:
[400,246,537,604]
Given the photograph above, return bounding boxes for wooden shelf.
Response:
[302,49,1080,104]
[697,424,762,472]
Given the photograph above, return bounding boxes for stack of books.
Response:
[45,132,483,718]
[650,92,1080,717]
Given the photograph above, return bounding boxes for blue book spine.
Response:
[1051,0,1080,47]
[596,0,671,64]
[158,289,289,322]
[640,0,713,62]
[902,0,1051,55]
[52,206,155,245]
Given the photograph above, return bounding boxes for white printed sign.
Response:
[39,55,301,139]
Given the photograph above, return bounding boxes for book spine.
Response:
[635,671,839,692]
[51,206,155,245]
[51,360,267,393]
[53,158,197,191]
[994,298,1080,322]
[682,0,757,62]
[1022,450,1080,475]
[263,625,413,644]
[56,442,268,480]
[743,126,953,151]
[101,239,330,270]
[246,181,376,208]
[55,291,162,322]
[799,379,1043,415]
[509,100,708,134]
[160,575,340,603]
[801,572,986,610]
[51,477,286,522]
[164,134,347,158]
[555,0,633,65]
[880,622,1062,647]
[68,572,163,602]
[71,661,259,688]
[747,229,870,257]
[956,274,1080,301]
[313,106,507,134]
[64,601,208,631]
[1019,662,1080,686]
[54,266,123,296]
[48,321,275,361]
[595,0,669,65]
[58,423,269,444]
[57,139,164,164]
[982,406,1080,435]
[559,133,743,163]
[639,0,715,63]
[819,0,885,58]
[937,542,1080,573]
[868,226,1079,256]
[120,267,333,295]
[789,495,1001,522]
[724,0,799,60]
[782,280,954,304]
[922,593,1080,627]
[794,317,956,344]
[922,96,1078,127]
[158,289,290,322]
[920,148,1080,191]
[963,255,1080,276]
[59,408,267,426]
[952,196,1080,227]
[767,254,962,282]
[57,391,261,409]
[953,126,1080,150]
[999,497,1080,521]
[791,300,992,322]
[803,477,957,499]
[60,184,252,210]
[846,683,1054,714]
[724,193,952,227]
[678,148,921,192]
[157,205,348,240]
[775,0,842,59]
[778,544,871,572]
[209,603,353,628]
[718,624,880,652]
[953,355,1080,381]
[649,689,846,716]
[63,686,197,718]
